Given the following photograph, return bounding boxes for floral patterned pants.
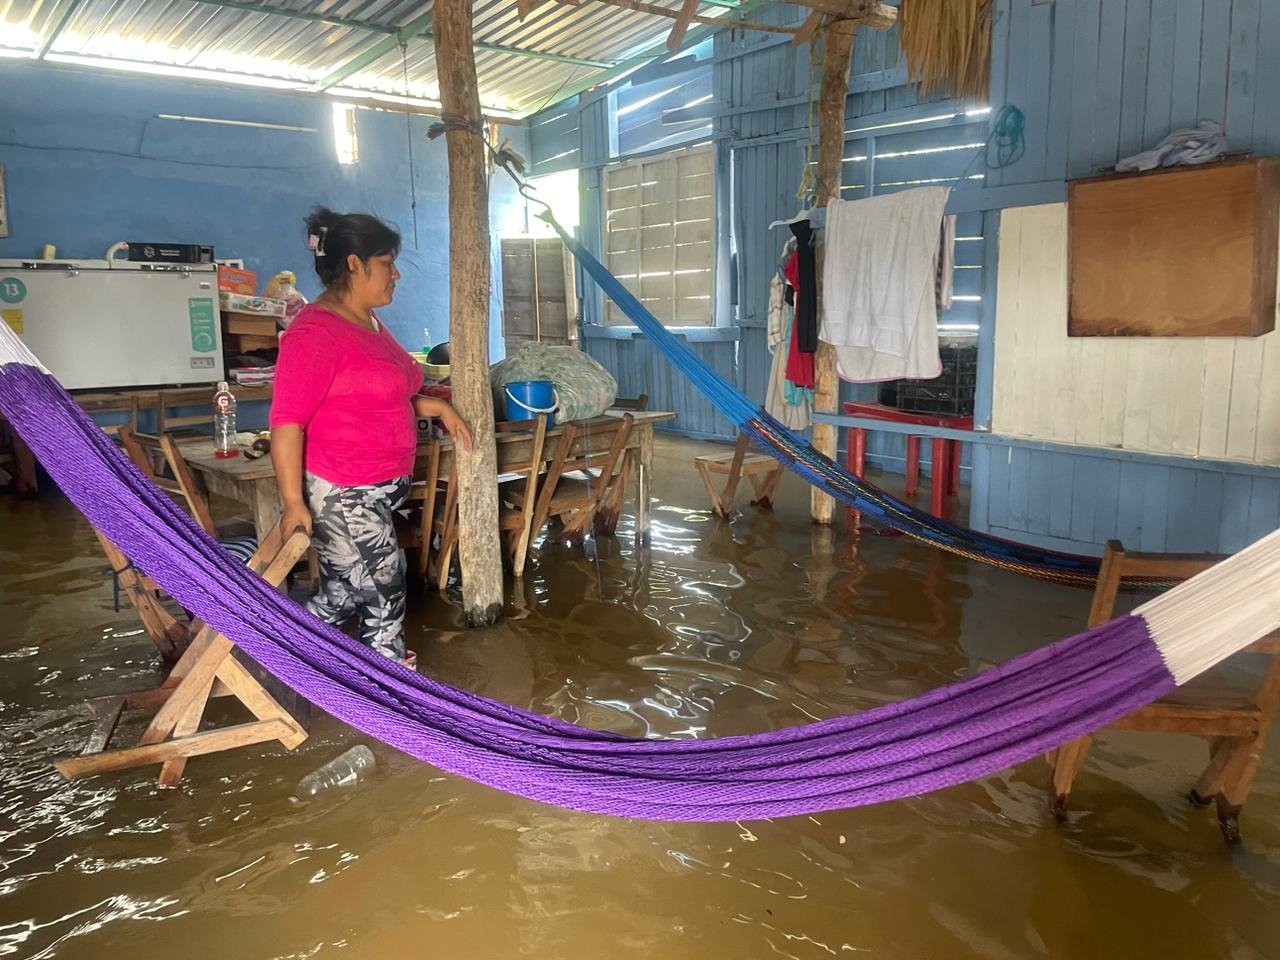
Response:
[304,473,411,660]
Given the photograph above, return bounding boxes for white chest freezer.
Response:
[0,258,224,390]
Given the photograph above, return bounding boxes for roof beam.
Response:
[171,2,600,91]
[471,40,611,68]
[575,0,797,36]
[183,0,369,32]
[188,0,611,66]
[526,0,779,114]
[314,10,433,92]
[35,0,83,59]
[666,0,702,51]
[789,0,897,30]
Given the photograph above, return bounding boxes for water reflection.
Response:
[1,447,1279,958]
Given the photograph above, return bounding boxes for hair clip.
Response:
[308,225,328,256]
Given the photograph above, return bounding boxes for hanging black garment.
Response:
[790,219,818,353]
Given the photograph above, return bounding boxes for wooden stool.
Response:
[695,433,783,518]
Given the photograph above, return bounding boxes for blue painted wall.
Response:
[0,61,527,361]
[965,0,1280,556]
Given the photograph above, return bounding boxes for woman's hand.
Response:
[282,499,313,536]
[437,403,474,452]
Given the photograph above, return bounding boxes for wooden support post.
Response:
[810,20,859,524]
[433,0,505,626]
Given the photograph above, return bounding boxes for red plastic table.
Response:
[841,402,974,517]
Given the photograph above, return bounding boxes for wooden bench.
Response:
[1048,540,1280,842]
[695,433,783,518]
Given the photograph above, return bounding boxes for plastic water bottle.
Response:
[213,381,239,459]
[294,745,376,799]
[422,327,432,355]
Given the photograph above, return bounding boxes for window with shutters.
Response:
[603,144,715,327]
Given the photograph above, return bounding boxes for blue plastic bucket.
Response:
[504,380,558,426]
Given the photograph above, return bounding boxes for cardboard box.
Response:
[218,265,258,295]
[219,292,286,318]
[224,314,279,337]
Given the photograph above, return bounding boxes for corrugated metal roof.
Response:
[0,0,729,114]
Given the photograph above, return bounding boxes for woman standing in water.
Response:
[271,207,471,668]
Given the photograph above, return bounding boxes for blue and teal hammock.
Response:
[540,213,1102,587]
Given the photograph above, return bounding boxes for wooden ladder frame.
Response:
[57,522,312,788]
[93,526,190,663]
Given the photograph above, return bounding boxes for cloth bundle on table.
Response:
[491,342,617,421]
[821,188,950,383]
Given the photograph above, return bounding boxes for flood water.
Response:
[3,435,1280,959]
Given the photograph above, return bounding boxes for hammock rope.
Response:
[2,321,1278,819]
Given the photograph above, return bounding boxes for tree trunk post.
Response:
[810,19,858,525]
[433,0,505,625]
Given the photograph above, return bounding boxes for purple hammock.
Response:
[1,325,1276,821]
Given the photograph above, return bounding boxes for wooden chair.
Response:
[77,393,141,438]
[595,395,648,534]
[429,415,551,587]
[1048,540,1280,841]
[156,384,274,435]
[157,387,216,435]
[118,427,255,543]
[509,414,635,548]
[57,521,312,788]
[695,432,783,518]
[400,438,444,579]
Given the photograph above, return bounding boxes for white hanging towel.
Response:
[820,187,950,382]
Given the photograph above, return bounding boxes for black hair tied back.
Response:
[304,206,402,291]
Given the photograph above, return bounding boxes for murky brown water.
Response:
[3,436,1280,959]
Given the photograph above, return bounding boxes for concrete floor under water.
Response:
[2,435,1280,959]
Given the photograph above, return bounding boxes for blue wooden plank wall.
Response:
[527,96,582,175]
[584,332,737,440]
[967,0,1280,555]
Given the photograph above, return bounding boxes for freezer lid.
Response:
[0,259,218,273]
[0,259,114,270]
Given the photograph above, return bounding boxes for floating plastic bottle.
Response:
[294,745,376,799]
[212,381,238,459]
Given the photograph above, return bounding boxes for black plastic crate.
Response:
[888,344,977,417]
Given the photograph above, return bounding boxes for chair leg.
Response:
[1049,735,1093,819]
[718,433,750,513]
[1206,734,1268,843]
[753,464,782,511]
[695,461,726,518]
[1190,736,1235,805]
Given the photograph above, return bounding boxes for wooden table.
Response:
[181,409,677,543]
[181,443,283,538]
[841,401,974,518]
